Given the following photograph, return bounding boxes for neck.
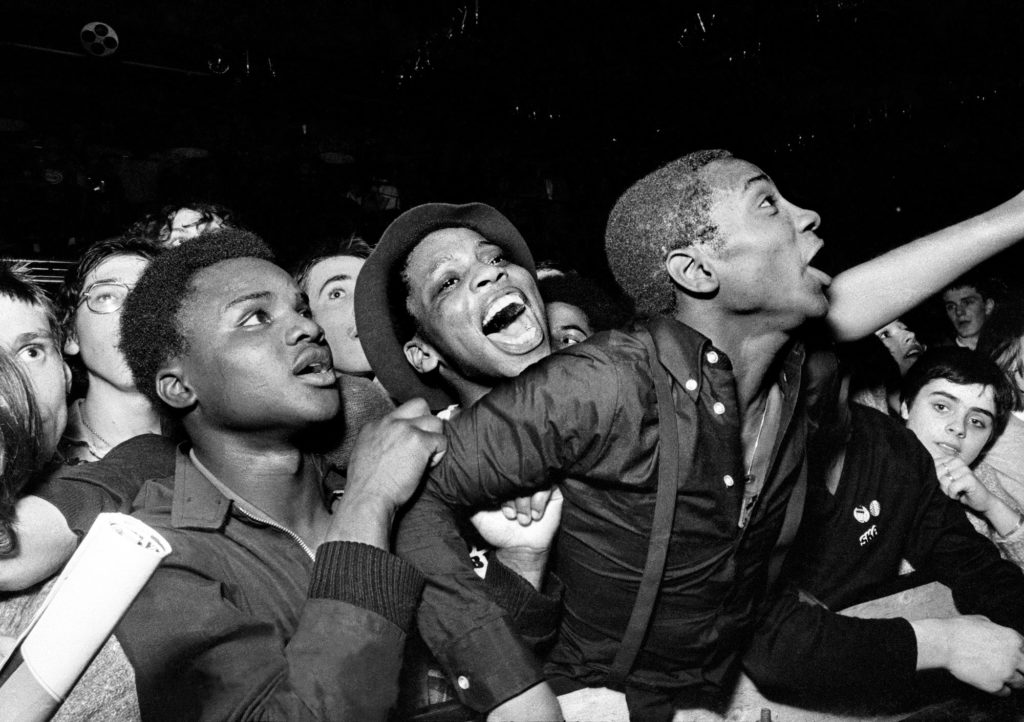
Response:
[82,377,163,446]
[675,304,790,416]
[441,368,494,408]
[957,334,979,350]
[188,425,326,533]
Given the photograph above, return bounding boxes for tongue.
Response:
[483,302,526,336]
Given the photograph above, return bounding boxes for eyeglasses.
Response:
[77,282,134,314]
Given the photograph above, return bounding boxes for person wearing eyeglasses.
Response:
[54,236,164,462]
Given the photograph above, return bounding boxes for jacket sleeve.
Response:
[904,454,1024,634]
[117,541,423,722]
[32,434,177,535]
[396,489,563,711]
[743,584,918,699]
[427,346,659,508]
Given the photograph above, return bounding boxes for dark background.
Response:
[3,0,1024,337]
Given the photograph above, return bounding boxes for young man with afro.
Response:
[54,228,445,721]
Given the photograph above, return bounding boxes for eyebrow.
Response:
[928,390,996,419]
[12,330,53,347]
[225,291,272,310]
[743,173,773,192]
[317,273,354,298]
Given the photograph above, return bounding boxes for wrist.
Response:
[326,494,397,549]
[494,547,548,591]
[910,618,952,671]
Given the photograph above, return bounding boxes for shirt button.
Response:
[706,351,719,364]
[684,379,698,391]
[713,401,726,415]
[724,474,735,487]
[457,675,470,690]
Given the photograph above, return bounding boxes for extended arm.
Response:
[827,190,1024,340]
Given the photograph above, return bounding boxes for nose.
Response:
[946,417,966,439]
[287,311,325,345]
[794,203,822,235]
[471,261,507,290]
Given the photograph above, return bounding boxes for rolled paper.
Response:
[0,513,170,720]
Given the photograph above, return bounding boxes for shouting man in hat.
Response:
[357,150,1024,720]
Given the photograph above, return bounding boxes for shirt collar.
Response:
[169,446,343,531]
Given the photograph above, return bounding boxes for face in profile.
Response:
[0,297,69,459]
[403,227,549,383]
[942,285,993,341]
[875,320,925,376]
[902,378,996,466]
[546,301,592,351]
[165,258,340,431]
[305,255,372,376]
[66,254,149,391]
[702,158,830,328]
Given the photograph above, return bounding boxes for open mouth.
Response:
[292,346,337,386]
[905,344,924,359]
[481,291,544,354]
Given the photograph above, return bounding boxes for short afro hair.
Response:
[605,149,732,317]
[120,228,274,409]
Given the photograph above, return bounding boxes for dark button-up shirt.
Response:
[113,449,424,722]
[410,316,821,698]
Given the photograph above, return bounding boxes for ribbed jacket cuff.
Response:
[310,541,424,632]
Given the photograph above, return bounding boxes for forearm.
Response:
[827,190,1024,340]
[983,499,1023,538]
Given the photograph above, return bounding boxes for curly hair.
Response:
[125,201,236,244]
[55,235,163,343]
[120,228,274,409]
[0,347,43,557]
[605,149,733,317]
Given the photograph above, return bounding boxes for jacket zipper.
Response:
[234,506,316,561]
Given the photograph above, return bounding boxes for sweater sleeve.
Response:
[743,585,918,700]
[117,540,423,722]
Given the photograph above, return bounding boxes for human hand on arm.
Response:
[827,190,1024,340]
[472,487,563,590]
[912,615,1024,695]
[0,495,77,592]
[329,398,446,550]
[934,455,1024,536]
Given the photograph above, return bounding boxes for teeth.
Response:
[483,293,522,328]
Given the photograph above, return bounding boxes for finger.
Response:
[501,500,517,520]
[513,495,533,526]
[404,413,445,435]
[1005,670,1024,690]
[529,488,553,520]
[947,478,973,499]
[390,397,431,419]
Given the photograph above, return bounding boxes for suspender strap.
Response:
[607,330,681,686]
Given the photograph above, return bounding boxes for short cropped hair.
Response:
[0,261,61,345]
[0,346,44,556]
[977,299,1024,411]
[901,347,1015,439]
[55,236,162,341]
[538,270,633,333]
[292,236,373,294]
[943,271,996,302]
[605,149,733,316]
[120,228,274,408]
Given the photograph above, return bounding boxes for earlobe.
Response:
[986,298,996,316]
[900,401,910,421]
[665,247,719,296]
[63,331,79,357]
[155,364,196,411]
[403,337,441,374]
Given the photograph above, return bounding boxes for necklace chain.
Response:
[80,403,113,450]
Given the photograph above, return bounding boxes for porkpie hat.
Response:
[354,202,536,411]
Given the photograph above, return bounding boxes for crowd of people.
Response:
[4,149,1024,721]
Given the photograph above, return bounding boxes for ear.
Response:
[664,246,719,296]
[985,298,996,316]
[63,329,79,357]
[62,360,72,395]
[403,336,443,374]
[155,360,197,411]
[900,401,910,421]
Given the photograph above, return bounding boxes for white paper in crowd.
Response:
[0,513,170,721]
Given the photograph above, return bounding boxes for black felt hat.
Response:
[354,202,536,410]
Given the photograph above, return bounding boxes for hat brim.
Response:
[355,202,537,411]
